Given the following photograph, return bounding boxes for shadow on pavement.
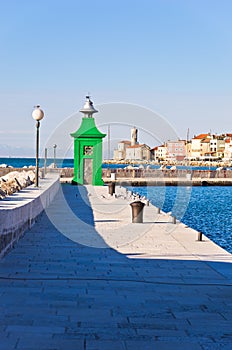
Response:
[0,184,232,349]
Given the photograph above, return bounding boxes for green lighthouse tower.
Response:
[71,96,106,185]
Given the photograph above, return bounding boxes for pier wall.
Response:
[102,168,232,179]
[0,175,60,258]
[2,167,232,186]
[38,167,232,180]
[2,167,232,179]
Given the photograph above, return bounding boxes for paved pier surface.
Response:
[0,184,232,349]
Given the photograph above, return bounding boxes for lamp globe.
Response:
[32,105,44,121]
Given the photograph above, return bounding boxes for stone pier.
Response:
[0,184,232,349]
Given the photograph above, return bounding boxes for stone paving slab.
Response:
[0,184,232,349]
[88,185,232,261]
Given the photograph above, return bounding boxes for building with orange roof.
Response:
[190,133,226,159]
[151,144,167,161]
[113,128,151,161]
[126,143,150,161]
[113,140,131,161]
[191,133,211,159]
[192,133,209,140]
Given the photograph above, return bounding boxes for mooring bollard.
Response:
[130,201,145,223]
[157,207,160,214]
[172,215,176,224]
[146,199,149,206]
[108,182,115,196]
[197,232,203,241]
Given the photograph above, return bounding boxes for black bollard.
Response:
[157,207,160,214]
[197,232,203,241]
[172,215,176,224]
[108,182,115,196]
[130,201,145,223]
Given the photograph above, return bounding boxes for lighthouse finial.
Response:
[80,95,98,117]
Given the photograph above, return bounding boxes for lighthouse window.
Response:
[84,146,93,155]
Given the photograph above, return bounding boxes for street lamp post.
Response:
[53,144,57,168]
[32,105,44,187]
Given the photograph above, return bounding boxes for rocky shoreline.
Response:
[0,170,35,199]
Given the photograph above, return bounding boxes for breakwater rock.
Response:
[0,171,35,199]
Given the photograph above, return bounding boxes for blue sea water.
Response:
[0,157,74,168]
[0,158,133,169]
[0,157,219,170]
[127,185,232,254]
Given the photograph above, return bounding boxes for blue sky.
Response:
[0,0,232,157]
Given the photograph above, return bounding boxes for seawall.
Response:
[103,178,232,186]
[2,167,232,186]
[0,174,60,258]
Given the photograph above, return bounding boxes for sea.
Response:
[1,157,232,254]
[0,157,220,170]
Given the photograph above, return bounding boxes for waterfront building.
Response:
[113,141,131,161]
[125,144,151,161]
[113,128,150,162]
[166,140,186,161]
[223,138,232,160]
[191,133,211,159]
[185,141,192,160]
[200,137,211,159]
[224,133,232,141]
[209,137,225,158]
[151,144,168,161]
[150,146,158,161]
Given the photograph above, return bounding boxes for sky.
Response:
[0,0,232,158]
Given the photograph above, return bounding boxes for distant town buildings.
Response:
[113,128,151,161]
[188,133,230,160]
[113,130,232,162]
